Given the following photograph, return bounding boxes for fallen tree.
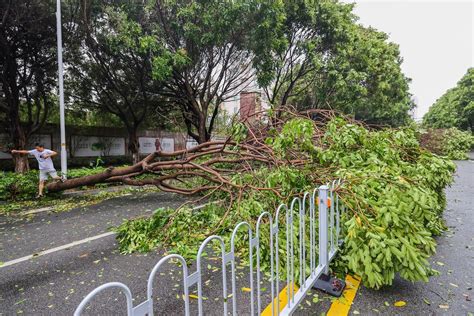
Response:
[50,109,456,289]
[419,127,474,160]
[47,109,336,200]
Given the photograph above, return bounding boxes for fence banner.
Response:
[71,136,125,157]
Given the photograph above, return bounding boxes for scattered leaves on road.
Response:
[14,299,26,305]
[394,301,406,307]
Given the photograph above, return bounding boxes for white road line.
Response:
[1,200,216,268]
[20,206,54,216]
[0,231,116,268]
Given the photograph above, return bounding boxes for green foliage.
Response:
[320,119,455,287]
[442,129,474,159]
[0,171,39,201]
[420,128,474,160]
[423,68,474,131]
[296,25,414,126]
[0,167,107,201]
[266,118,317,157]
[251,0,413,126]
[67,166,108,179]
[116,117,455,289]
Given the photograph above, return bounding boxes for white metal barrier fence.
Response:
[74,180,344,316]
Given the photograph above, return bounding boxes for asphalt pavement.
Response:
[0,158,473,315]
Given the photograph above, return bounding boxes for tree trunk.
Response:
[197,114,209,144]
[10,104,30,173]
[13,155,30,173]
[128,129,140,164]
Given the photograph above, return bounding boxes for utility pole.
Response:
[56,0,67,178]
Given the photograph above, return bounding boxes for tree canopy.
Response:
[70,1,166,163]
[294,24,414,126]
[1,0,417,171]
[0,1,57,172]
[423,68,474,131]
[145,0,281,143]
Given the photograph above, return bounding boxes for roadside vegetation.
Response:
[423,68,474,131]
[420,128,474,160]
[0,166,157,214]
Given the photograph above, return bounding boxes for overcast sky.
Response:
[342,0,474,119]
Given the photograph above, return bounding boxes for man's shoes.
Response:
[60,176,66,183]
[35,194,44,199]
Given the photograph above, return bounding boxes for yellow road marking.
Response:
[261,283,299,316]
[327,275,361,316]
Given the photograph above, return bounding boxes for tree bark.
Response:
[13,155,30,173]
[128,128,140,164]
[9,98,30,173]
[197,113,209,144]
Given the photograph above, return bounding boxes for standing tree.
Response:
[71,2,166,163]
[295,24,414,126]
[147,0,280,143]
[0,0,58,172]
[253,0,354,108]
[252,1,413,126]
[423,68,474,131]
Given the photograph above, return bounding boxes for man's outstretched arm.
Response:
[42,150,57,159]
[11,149,30,155]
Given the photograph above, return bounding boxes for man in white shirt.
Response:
[11,143,64,198]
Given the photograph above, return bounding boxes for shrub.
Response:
[442,128,474,159]
[0,171,39,201]
[0,166,108,201]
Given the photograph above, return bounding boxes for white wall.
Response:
[0,134,52,159]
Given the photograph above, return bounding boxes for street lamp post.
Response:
[56,0,67,178]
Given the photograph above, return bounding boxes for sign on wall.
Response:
[0,134,52,159]
[186,138,199,150]
[139,137,175,154]
[71,136,125,157]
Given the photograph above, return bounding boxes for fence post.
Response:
[318,185,329,275]
[313,185,346,297]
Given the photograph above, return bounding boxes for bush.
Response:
[0,166,108,201]
[0,171,39,201]
[67,166,107,178]
[442,128,474,159]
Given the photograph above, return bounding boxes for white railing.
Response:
[74,180,344,316]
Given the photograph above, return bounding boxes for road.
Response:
[0,158,473,315]
[0,191,189,315]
